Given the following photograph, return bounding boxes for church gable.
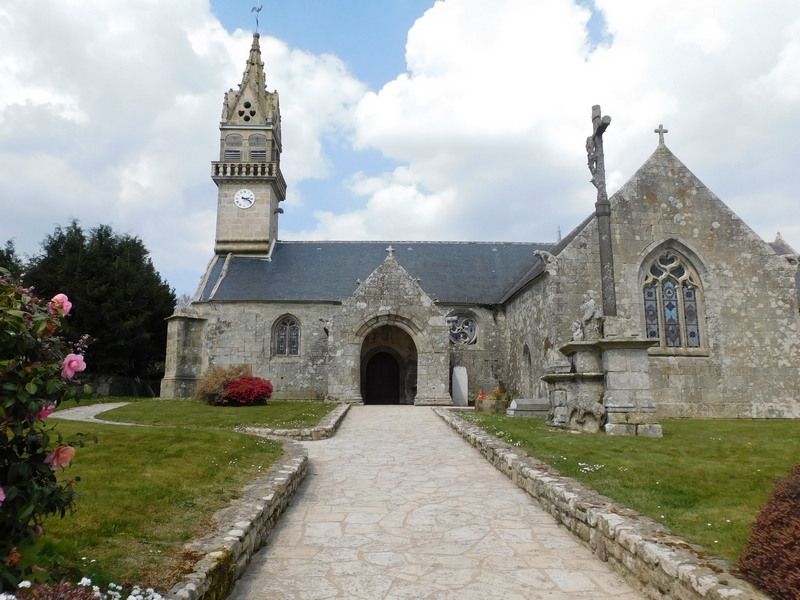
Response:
[341,248,445,332]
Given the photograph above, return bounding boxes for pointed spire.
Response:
[220,32,279,127]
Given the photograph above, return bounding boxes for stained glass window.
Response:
[641,251,703,349]
[275,317,300,356]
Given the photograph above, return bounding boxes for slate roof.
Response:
[198,241,554,305]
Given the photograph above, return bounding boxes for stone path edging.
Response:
[235,403,349,441]
[167,437,308,600]
[433,408,769,600]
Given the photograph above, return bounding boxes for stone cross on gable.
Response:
[655,124,668,145]
[386,245,395,257]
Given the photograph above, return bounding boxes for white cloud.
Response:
[305,0,800,250]
[0,0,365,294]
[2,0,800,295]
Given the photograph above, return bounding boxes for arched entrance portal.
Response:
[361,325,418,405]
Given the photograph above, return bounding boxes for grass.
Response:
[97,399,336,430]
[38,419,282,591]
[461,413,800,563]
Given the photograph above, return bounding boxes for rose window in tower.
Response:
[448,314,478,345]
[642,251,703,349]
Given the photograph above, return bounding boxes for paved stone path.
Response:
[52,402,134,425]
[230,406,643,600]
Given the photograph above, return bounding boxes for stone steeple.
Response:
[213,33,285,255]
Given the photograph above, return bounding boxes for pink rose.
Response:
[44,446,76,470]
[36,404,55,421]
[61,354,86,379]
[49,293,72,315]
[0,486,4,506]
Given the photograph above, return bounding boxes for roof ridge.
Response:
[275,240,556,246]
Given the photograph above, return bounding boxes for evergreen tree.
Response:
[24,221,176,379]
[0,239,23,279]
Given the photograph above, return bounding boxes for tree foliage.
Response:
[0,240,24,280]
[22,222,175,379]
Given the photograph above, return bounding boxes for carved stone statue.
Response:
[571,291,602,341]
[579,290,603,341]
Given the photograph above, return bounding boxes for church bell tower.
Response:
[213,33,285,254]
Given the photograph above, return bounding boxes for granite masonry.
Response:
[161,33,800,428]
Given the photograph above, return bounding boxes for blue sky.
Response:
[1,0,799,297]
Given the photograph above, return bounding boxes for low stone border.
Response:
[433,408,769,600]
[236,403,349,441]
[167,438,308,600]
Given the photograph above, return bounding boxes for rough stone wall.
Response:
[161,314,208,398]
[610,145,800,417]
[163,302,334,400]
[327,254,452,405]
[443,305,508,401]
[505,224,604,402]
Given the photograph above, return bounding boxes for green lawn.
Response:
[98,399,336,430]
[38,420,282,592]
[461,414,800,563]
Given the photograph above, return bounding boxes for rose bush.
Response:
[0,268,93,590]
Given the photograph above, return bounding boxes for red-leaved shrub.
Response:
[738,463,800,599]
[223,376,273,406]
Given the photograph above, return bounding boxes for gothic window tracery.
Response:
[642,251,702,348]
[448,314,478,345]
[274,316,300,356]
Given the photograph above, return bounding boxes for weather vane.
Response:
[251,0,263,32]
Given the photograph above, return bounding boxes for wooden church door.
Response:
[364,352,400,404]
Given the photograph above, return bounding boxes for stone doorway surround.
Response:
[326,250,452,405]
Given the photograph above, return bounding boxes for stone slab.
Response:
[452,366,468,407]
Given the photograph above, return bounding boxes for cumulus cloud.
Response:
[0,0,365,293]
[2,0,800,295]
[308,0,800,250]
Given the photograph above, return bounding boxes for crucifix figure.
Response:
[586,105,617,317]
[654,124,668,145]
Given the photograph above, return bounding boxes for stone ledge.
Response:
[235,403,350,441]
[166,438,308,600]
[433,407,769,600]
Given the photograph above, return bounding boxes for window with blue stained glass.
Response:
[275,317,300,356]
[642,251,703,349]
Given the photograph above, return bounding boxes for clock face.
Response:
[234,189,255,209]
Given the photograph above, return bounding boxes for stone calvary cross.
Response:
[586,105,617,317]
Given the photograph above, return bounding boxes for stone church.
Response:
[161,33,800,428]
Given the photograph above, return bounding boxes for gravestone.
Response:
[506,399,550,418]
[452,367,468,407]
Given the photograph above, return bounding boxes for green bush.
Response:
[738,463,800,599]
[0,269,92,590]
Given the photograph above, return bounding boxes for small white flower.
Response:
[17,581,32,589]
[79,577,92,586]
[707,523,712,526]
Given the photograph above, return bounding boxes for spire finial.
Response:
[654,124,668,145]
[251,0,263,32]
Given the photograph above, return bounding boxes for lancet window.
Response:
[642,251,702,348]
[274,316,300,356]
